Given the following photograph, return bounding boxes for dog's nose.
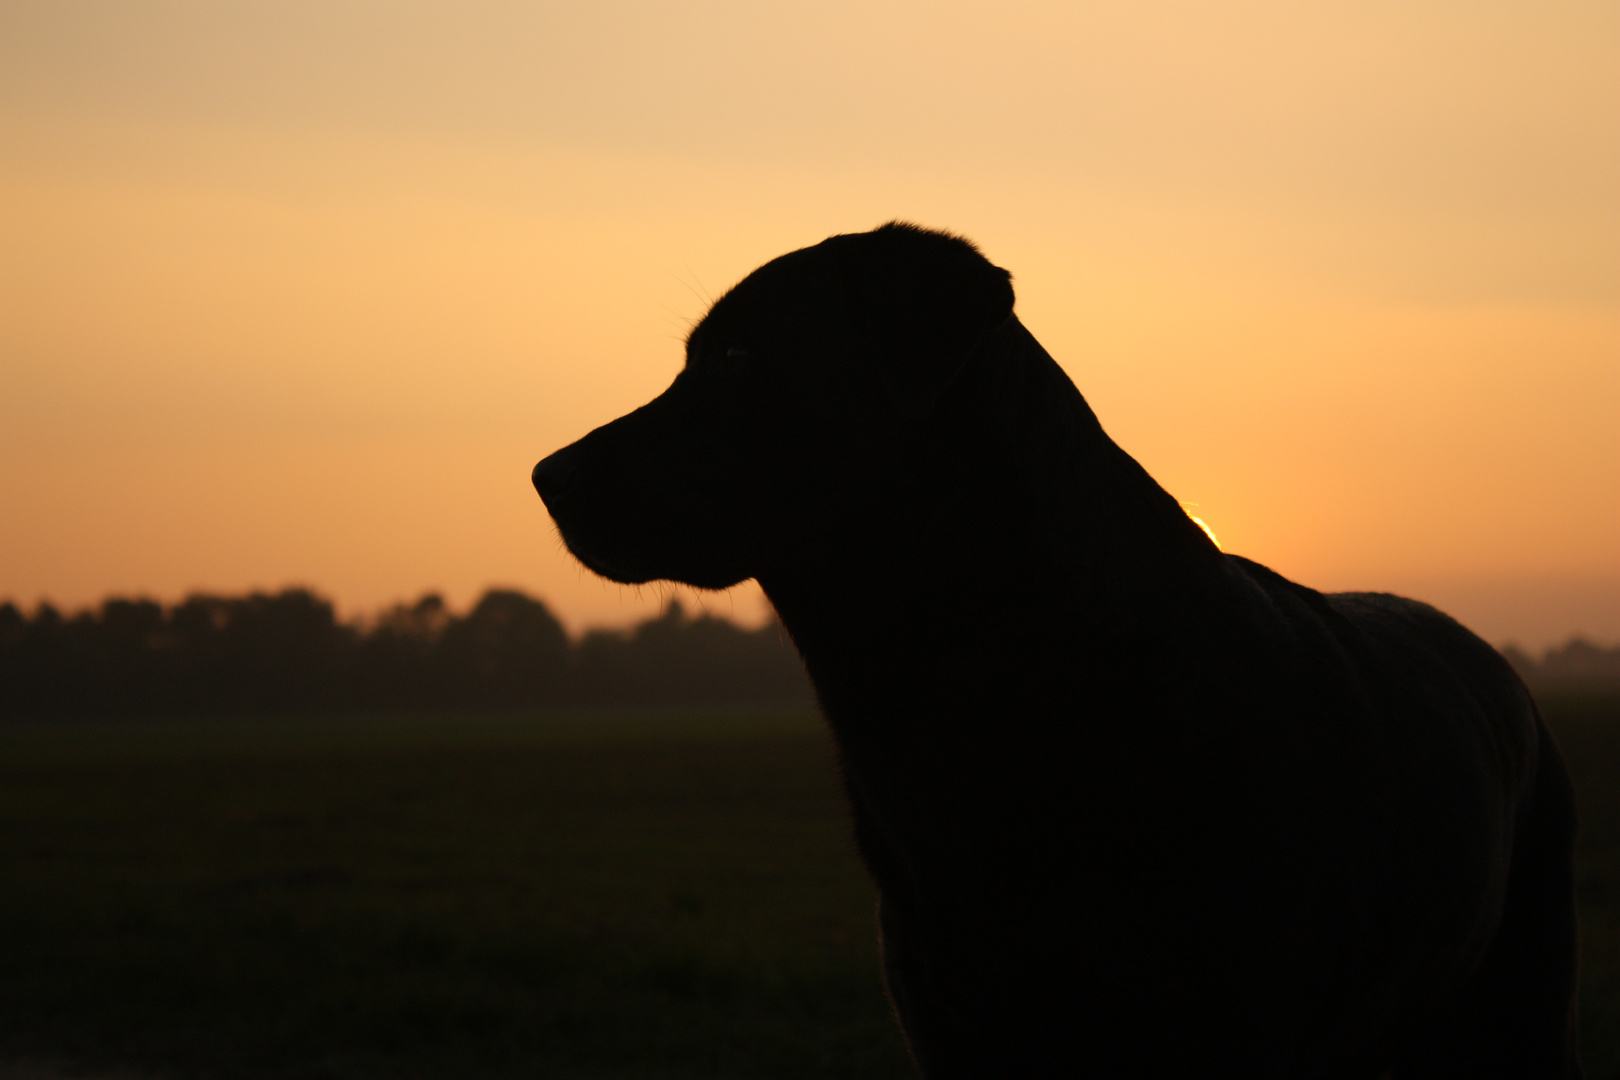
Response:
[532,448,578,507]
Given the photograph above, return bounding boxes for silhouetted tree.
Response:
[1509,637,1620,695]
[437,589,570,708]
[575,599,813,706]
[82,598,167,711]
[350,593,452,710]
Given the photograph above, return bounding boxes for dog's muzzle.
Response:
[531,448,578,511]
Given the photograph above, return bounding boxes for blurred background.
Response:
[2,4,1618,1079]
[2,0,1615,648]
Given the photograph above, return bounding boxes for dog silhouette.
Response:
[534,223,1580,1078]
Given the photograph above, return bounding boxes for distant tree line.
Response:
[1,587,1615,720]
[0,589,814,719]
[1502,639,1620,697]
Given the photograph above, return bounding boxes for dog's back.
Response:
[1321,584,1579,1075]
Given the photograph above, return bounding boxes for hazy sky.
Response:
[2,1,1616,647]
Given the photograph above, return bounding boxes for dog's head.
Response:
[532,222,1015,590]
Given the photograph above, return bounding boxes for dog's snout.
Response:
[532,449,578,507]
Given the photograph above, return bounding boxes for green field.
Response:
[2,699,1618,1079]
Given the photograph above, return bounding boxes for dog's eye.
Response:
[724,347,750,372]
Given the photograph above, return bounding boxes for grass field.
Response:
[1544,695,1620,1079]
[2,699,1618,1079]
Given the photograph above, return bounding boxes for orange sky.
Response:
[1,1,1616,648]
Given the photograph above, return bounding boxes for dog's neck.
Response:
[759,316,1236,720]
[969,316,1229,610]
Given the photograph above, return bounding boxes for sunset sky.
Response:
[2,1,1615,649]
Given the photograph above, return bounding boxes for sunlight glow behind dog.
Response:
[0,2,1613,646]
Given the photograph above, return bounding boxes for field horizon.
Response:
[6,569,1619,658]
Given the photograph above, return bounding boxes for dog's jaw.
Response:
[534,451,653,585]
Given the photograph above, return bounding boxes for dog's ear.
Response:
[831,223,1015,418]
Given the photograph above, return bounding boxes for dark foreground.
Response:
[1,699,1617,1079]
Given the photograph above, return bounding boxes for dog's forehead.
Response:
[687,242,846,355]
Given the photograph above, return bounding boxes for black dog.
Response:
[533,223,1580,1078]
